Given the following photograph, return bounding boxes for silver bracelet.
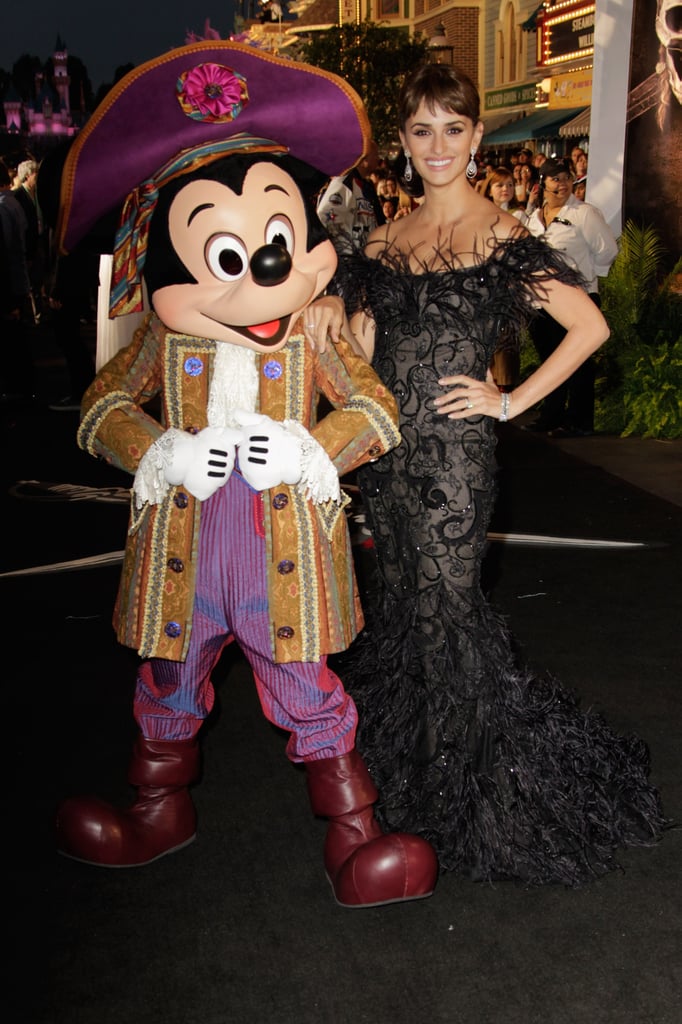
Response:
[499,392,511,422]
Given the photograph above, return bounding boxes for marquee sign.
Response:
[537,2,596,66]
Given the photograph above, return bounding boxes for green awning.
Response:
[521,3,545,31]
[482,107,588,145]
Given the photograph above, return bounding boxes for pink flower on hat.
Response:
[176,63,249,122]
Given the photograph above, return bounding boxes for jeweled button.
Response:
[272,493,289,510]
[276,625,294,639]
[173,492,189,509]
[263,359,283,380]
[277,559,295,575]
[167,558,184,573]
[184,356,203,377]
[164,621,182,638]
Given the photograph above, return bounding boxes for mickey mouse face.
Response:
[151,162,337,351]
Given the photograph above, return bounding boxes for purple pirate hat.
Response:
[57,40,371,253]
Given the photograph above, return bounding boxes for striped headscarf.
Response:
[109,134,287,318]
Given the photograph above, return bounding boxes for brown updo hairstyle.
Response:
[396,62,481,197]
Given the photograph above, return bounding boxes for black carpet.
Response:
[4,395,680,1024]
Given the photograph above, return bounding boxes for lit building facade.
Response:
[284,0,594,156]
[1,36,81,154]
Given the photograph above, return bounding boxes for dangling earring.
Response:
[403,151,413,183]
[466,149,478,180]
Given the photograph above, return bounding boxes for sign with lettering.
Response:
[538,2,596,66]
[484,83,539,110]
[547,68,593,107]
[339,0,359,24]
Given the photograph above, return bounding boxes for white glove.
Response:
[234,411,303,492]
[164,426,243,502]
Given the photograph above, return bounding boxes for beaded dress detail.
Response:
[333,233,665,886]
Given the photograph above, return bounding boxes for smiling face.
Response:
[399,101,483,187]
[542,169,573,208]
[150,162,337,352]
[489,175,515,207]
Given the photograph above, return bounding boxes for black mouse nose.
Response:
[250,244,292,287]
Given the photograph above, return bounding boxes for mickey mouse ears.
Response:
[56,41,371,253]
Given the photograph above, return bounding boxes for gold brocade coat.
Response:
[77,311,400,664]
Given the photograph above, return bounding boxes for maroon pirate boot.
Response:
[305,748,438,907]
[56,735,200,867]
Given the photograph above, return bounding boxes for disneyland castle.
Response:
[1,36,86,157]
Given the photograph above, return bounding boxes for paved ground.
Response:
[515,411,682,510]
[4,327,681,1024]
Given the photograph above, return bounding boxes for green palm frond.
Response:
[601,220,668,337]
[596,222,681,438]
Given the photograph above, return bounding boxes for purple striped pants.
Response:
[133,473,358,762]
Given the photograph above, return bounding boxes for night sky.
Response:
[5,3,241,93]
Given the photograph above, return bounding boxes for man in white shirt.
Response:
[525,158,619,436]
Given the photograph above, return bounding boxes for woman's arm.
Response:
[435,278,609,422]
[507,279,609,414]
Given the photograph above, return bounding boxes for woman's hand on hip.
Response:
[434,370,508,420]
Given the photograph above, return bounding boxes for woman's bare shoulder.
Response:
[365,220,400,253]
[477,203,528,242]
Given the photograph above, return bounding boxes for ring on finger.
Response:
[466,399,473,409]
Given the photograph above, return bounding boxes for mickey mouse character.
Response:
[52,42,438,907]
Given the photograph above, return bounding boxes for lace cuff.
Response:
[284,421,340,505]
[132,428,184,509]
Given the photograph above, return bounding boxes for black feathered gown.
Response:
[333,234,665,886]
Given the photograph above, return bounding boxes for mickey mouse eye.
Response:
[205,234,250,282]
[265,216,294,254]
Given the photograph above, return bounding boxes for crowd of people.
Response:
[474,143,589,215]
[325,141,593,231]
[316,139,594,238]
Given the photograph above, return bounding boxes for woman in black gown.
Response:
[306,62,665,886]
